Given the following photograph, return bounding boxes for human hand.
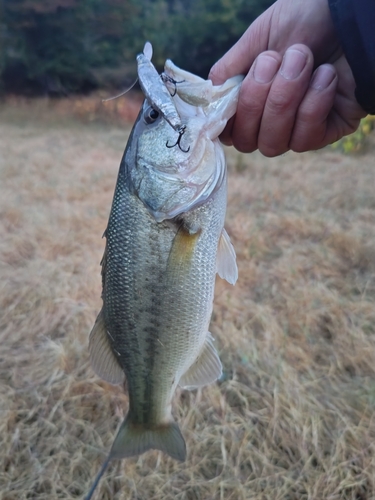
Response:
[209,0,367,156]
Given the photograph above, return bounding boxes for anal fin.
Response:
[179,333,222,390]
[216,228,238,285]
[88,309,125,385]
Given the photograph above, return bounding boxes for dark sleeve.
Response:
[328,0,375,114]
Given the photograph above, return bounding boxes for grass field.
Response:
[1,97,375,500]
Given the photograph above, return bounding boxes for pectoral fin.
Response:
[167,225,200,276]
[179,333,222,390]
[88,309,125,385]
[216,228,238,285]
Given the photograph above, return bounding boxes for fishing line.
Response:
[85,455,112,500]
[102,78,138,102]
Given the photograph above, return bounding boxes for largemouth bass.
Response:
[86,44,242,498]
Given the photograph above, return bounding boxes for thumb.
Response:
[208,8,273,84]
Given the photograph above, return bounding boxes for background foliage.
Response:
[331,115,375,153]
[0,0,274,95]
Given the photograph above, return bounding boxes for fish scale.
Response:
[86,42,242,500]
[104,151,226,429]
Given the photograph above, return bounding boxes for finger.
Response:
[208,9,272,84]
[291,57,367,151]
[289,64,338,151]
[327,56,367,138]
[223,51,282,152]
[255,44,315,157]
[219,116,235,146]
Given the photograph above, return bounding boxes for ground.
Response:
[1,97,375,500]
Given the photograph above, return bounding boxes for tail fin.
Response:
[85,417,186,499]
[110,416,186,462]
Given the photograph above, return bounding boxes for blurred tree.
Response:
[1,0,140,94]
[0,0,274,94]
[161,0,274,76]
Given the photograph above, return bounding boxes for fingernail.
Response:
[310,65,336,90]
[253,54,280,84]
[280,49,307,80]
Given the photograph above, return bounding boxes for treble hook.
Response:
[161,74,185,97]
[166,125,190,153]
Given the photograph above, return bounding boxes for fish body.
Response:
[87,44,242,498]
[93,139,226,460]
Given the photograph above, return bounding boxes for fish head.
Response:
[125,64,243,222]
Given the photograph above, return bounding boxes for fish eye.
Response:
[144,107,160,124]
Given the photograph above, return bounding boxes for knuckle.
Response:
[258,124,290,156]
[239,96,263,118]
[266,90,293,115]
[297,98,323,123]
[238,86,266,117]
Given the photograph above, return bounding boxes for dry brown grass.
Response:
[1,98,375,500]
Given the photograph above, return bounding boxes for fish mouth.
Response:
[129,47,242,222]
